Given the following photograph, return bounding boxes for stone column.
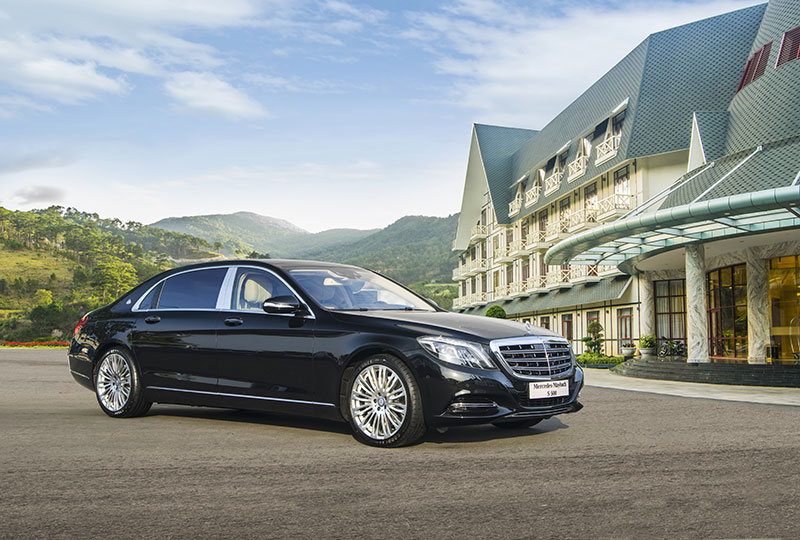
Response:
[685,244,709,363]
[639,273,655,338]
[746,248,769,364]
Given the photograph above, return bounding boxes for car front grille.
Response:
[490,338,573,380]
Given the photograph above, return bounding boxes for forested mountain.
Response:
[300,214,459,284]
[151,211,378,257]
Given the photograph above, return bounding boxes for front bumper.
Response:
[422,359,585,427]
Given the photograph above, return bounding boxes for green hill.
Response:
[151,211,378,257]
[301,214,459,284]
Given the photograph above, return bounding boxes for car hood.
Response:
[333,310,562,342]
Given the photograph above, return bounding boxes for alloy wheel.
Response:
[349,364,408,440]
[96,353,132,412]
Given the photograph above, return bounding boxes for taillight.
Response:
[73,315,88,337]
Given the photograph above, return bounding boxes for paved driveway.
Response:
[1,349,798,539]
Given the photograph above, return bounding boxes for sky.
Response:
[0,0,759,232]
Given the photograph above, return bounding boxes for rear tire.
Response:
[343,355,426,448]
[94,347,151,418]
[492,418,543,429]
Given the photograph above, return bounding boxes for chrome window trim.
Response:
[226,265,316,320]
[132,266,231,312]
[216,267,237,310]
[489,335,574,381]
[146,386,334,407]
[130,264,315,319]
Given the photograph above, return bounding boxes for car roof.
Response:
[170,258,361,273]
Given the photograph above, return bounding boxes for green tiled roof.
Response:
[694,111,729,162]
[725,1,800,154]
[473,124,538,217]
[626,6,765,158]
[457,276,631,317]
[662,134,800,208]
[476,3,766,225]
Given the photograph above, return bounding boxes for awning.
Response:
[457,276,631,317]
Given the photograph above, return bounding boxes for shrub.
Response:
[576,352,625,365]
[639,334,656,348]
[485,305,507,319]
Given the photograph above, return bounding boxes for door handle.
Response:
[145,316,161,324]
[224,317,244,327]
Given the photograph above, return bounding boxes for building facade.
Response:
[452,0,800,365]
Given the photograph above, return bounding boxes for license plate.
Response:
[529,380,569,399]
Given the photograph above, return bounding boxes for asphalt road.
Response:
[1,349,799,540]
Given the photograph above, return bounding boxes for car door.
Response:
[215,266,318,411]
[131,266,228,393]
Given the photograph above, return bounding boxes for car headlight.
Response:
[417,336,497,370]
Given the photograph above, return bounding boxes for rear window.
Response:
[156,268,227,310]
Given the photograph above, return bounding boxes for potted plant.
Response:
[620,341,636,357]
[638,335,656,357]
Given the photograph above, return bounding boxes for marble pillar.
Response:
[685,244,709,363]
[639,273,655,338]
[746,248,769,364]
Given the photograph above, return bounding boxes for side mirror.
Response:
[263,295,305,315]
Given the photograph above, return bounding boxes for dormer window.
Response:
[595,111,624,166]
[777,26,800,68]
[567,136,591,182]
[737,41,772,92]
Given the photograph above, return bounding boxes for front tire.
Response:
[344,355,426,448]
[94,348,151,418]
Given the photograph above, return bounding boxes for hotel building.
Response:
[451,0,800,366]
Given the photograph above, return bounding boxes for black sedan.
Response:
[68,259,583,447]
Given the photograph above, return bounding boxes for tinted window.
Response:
[137,282,163,310]
[231,268,294,311]
[156,268,227,309]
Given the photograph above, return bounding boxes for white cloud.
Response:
[0,150,73,175]
[165,71,269,120]
[12,185,67,204]
[405,0,759,127]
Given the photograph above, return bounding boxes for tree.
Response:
[33,289,53,306]
[582,321,604,354]
[92,260,138,302]
[485,305,507,319]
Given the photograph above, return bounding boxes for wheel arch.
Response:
[91,340,136,386]
[337,345,423,421]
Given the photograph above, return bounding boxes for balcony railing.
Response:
[452,266,464,280]
[525,186,541,207]
[595,134,621,165]
[546,267,572,287]
[509,239,529,257]
[571,264,600,282]
[470,225,489,243]
[467,258,488,274]
[543,171,562,196]
[494,244,513,262]
[567,155,589,182]
[508,195,523,216]
[567,206,599,232]
[598,193,635,218]
[545,217,570,240]
[525,276,547,292]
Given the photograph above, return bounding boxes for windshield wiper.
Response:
[334,308,371,311]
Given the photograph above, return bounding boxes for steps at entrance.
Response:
[613,357,800,387]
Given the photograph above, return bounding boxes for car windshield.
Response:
[289,267,435,312]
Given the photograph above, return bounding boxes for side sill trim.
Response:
[145,386,336,408]
[70,369,91,380]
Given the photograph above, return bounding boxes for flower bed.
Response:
[1,340,70,348]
